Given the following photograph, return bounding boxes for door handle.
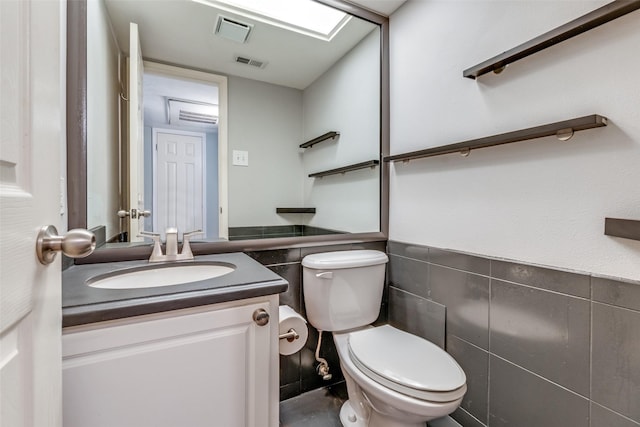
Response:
[36,225,96,265]
[117,209,151,219]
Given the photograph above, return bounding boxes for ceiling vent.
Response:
[215,15,253,43]
[235,55,266,69]
[178,110,218,125]
[167,98,218,129]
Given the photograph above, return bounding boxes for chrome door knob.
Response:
[252,309,270,326]
[36,225,96,265]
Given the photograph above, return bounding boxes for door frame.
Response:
[152,127,208,237]
[128,22,144,242]
[143,61,228,240]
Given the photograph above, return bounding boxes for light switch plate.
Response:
[232,150,249,166]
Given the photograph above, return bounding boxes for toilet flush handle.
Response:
[316,271,333,279]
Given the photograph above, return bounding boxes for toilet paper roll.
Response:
[278,305,308,356]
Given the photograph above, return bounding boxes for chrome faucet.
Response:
[165,227,179,258]
[139,228,203,263]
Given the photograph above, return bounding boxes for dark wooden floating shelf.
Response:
[309,160,380,178]
[464,0,640,79]
[300,131,340,149]
[383,114,607,163]
[605,218,640,241]
[276,208,316,214]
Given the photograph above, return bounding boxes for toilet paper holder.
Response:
[279,328,300,342]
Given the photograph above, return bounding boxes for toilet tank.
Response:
[302,250,388,332]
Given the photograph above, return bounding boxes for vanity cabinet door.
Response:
[62,301,274,427]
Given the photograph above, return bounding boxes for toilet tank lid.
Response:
[302,250,388,269]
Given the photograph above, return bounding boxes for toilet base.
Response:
[340,400,367,427]
[339,399,428,427]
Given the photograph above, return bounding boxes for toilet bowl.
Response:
[302,250,467,427]
[334,326,466,427]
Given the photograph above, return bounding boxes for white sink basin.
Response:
[87,263,236,289]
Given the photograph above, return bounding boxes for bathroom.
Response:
[1,0,639,426]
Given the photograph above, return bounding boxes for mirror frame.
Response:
[67,0,390,263]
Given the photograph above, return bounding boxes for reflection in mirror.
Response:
[82,0,383,249]
[142,64,225,242]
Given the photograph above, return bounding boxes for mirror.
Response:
[68,0,389,256]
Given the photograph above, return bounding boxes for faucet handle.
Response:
[182,229,203,241]
[180,230,203,259]
[138,231,164,262]
[138,230,161,241]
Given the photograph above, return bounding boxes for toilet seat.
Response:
[347,325,466,402]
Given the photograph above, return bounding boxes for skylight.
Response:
[194,0,350,41]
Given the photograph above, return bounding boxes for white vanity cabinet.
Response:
[62,295,279,427]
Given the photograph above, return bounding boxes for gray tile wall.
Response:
[387,241,640,427]
[245,240,387,401]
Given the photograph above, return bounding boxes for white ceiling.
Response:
[103,0,406,130]
[344,0,407,16]
[104,0,379,90]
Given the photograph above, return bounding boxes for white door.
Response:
[153,130,206,239]
[128,22,145,241]
[0,1,63,426]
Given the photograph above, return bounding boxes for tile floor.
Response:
[279,383,347,427]
[279,382,462,427]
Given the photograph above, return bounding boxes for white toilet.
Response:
[302,250,467,427]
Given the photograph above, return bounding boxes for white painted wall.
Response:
[227,76,304,227]
[86,0,120,240]
[389,1,640,280]
[302,29,380,233]
[228,31,381,232]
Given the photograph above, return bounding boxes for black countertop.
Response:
[62,252,288,327]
